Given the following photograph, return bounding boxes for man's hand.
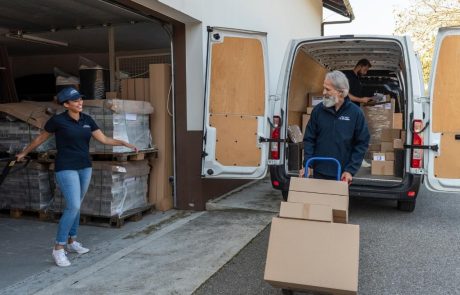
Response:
[16,152,27,162]
[361,97,372,104]
[341,171,352,184]
[299,168,305,177]
[123,142,138,152]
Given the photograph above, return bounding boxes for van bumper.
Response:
[269,164,421,201]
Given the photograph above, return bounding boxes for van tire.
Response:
[397,200,416,212]
[282,190,288,201]
[281,289,293,295]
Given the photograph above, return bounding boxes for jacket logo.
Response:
[338,116,350,121]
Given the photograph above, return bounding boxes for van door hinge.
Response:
[414,96,430,103]
[269,94,280,101]
[404,144,438,152]
[259,137,287,143]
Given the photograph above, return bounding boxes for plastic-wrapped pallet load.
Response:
[0,161,53,210]
[52,160,150,217]
[83,99,154,153]
[0,102,57,153]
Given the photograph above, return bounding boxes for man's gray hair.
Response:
[325,70,349,97]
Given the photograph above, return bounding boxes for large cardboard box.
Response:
[264,217,360,295]
[288,177,349,223]
[289,177,348,195]
[393,138,404,149]
[392,113,403,129]
[381,129,401,141]
[371,160,394,176]
[279,202,332,222]
[381,141,394,152]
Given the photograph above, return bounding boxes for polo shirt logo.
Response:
[83,124,91,128]
[338,116,350,121]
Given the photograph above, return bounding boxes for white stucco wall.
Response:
[133,0,323,130]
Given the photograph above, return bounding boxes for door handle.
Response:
[456,135,460,140]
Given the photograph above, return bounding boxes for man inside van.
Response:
[343,58,374,168]
[343,58,374,106]
[300,71,370,184]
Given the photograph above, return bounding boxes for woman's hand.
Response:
[16,152,27,162]
[124,142,138,152]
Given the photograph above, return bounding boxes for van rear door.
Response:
[201,27,270,179]
[425,27,460,192]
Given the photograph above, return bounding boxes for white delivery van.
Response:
[201,27,460,212]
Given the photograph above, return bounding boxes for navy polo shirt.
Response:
[44,111,99,171]
[343,70,362,106]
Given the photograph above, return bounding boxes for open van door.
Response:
[201,27,270,179]
[425,27,460,192]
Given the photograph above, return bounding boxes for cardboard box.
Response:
[301,114,311,135]
[400,130,406,142]
[371,160,394,176]
[308,93,323,107]
[393,138,404,149]
[385,152,395,161]
[381,142,394,152]
[279,202,332,222]
[368,143,381,152]
[288,177,348,223]
[381,129,400,142]
[392,113,403,129]
[373,152,386,161]
[264,217,359,295]
[289,177,348,196]
[306,106,314,115]
[105,91,118,99]
[288,191,348,223]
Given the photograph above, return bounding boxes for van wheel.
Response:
[281,190,288,201]
[281,289,293,295]
[397,200,416,212]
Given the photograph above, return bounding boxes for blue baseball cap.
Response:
[57,87,84,104]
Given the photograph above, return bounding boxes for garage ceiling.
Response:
[0,0,171,56]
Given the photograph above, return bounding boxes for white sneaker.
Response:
[52,249,71,267]
[66,241,90,254]
[361,159,371,168]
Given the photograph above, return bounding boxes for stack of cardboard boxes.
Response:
[370,112,405,176]
[264,177,359,295]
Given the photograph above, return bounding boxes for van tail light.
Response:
[270,116,281,160]
[411,119,423,168]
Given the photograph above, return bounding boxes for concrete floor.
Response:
[0,178,278,295]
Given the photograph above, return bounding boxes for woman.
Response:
[16,87,137,267]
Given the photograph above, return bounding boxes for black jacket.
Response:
[303,97,370,177]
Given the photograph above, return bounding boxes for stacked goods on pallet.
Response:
[0,161,53,210]
[83,99,154,153]
[264,177,359,294]
[0,102,57,153]
[52,160,150,217]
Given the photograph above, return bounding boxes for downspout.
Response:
[321,17,353,36]
[321,0,355,36]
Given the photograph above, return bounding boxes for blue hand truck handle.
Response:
[304,157,342,181]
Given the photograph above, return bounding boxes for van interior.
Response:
[285,38,407,185]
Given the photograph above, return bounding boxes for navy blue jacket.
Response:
[303,97,370,177]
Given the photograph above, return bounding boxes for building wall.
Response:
[126,0,323,210]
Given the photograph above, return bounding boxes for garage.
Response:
[0,0,186,220]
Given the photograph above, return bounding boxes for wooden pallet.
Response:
[50,205,154,228]
[0,208,52,221]
[34,147,158,163]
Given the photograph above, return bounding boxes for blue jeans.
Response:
[55,168,92,245]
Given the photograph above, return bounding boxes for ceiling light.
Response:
[5,33,68,47]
